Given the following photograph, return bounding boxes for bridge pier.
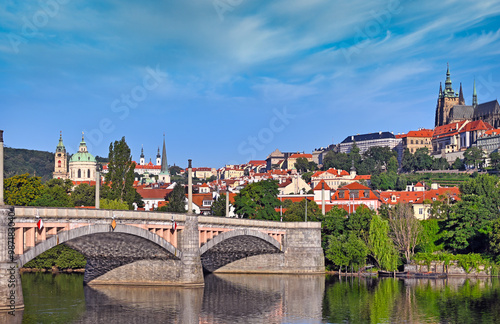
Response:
[86,215,204,286]
[0,207,24,315]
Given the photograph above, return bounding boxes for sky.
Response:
[1,0,500,168]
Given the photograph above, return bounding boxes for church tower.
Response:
[435,64,465,127]
[53,131,69,179]
[156,147,161,166]
[158,134,171,183]
[472,78,478,107]
[140,145,145,165]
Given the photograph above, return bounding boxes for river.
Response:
[12,273,500,323]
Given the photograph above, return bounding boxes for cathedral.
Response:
[52,132,97,182]
[435,65,500,128]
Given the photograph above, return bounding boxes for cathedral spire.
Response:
[140,145,144,159]
[56,131,66,153]
[459,82,464,104]
[161,134,169,175]
[445,63,452,91]
[439,82,443,97]
[472,78,478,107]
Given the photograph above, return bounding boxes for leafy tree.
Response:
[387,156,399,173]
[326,233,368,272]
[463,147,484,169]
[283,199,322,222]
[432,157,449,170]
[442,195,493,253]
[388,203,422,262]
[72,183,95,207]
[301,171,314,183]
[211,193,227,216]
[99,198,129,210]
[308,161,318,172]
[233,180,280,220]
[169,165,182,176]
[417,219,444,253]
[459,174,500,215]
[401,149,414,172]
[369,214,398,271]
[489,217,500,258]
[4,173,43,205]
[165,183,187,213]
[414,148,433,171]
[322,151,350,171]
[346,205,374,245]
[4,147,54,182]
[490,151,500,170]
[23,245,86,270]
[452,157,465,170]
[30,178,74,207]
[294,157,309,173]
[103,137,139,209]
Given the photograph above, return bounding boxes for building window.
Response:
[78,169,81,178]
[411,140,414,144]
[419,208,423,214]
[58,160,61,168]
[87,169,90,178]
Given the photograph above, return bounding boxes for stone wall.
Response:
[405,261,491,276]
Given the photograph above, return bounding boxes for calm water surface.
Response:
[13,273,500,323]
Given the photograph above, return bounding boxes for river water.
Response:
[13,273,500,323]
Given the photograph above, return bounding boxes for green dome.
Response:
[69,151,96,163]
[69,133,96,163]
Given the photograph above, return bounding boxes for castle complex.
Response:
[435,64,500,128]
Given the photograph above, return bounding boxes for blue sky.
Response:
[1,0,500,168]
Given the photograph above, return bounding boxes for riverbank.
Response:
[20,267,85,274]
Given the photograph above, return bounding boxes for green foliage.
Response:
[233,180,280,220]
[23,244,86,269]
[490,152,500,170]
[165,183,187,213]
[326,233,368,271]
[4,147,54,182]
[71,183,96,207]
[103,137,139,208]
[283,199,322,222]
[99,198,129,210]
[369,214,398,271]
[388,203,422,262]
[4,173,44,205]
[169,165,182,176]
[463,147,485,169]
[30,178,74,207]
[301,171,314,183]
[294,157,310,173]
[452,157,465,170]
[417,219,444,253]
[211,193,227,216]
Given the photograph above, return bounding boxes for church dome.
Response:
[69,134,96,163]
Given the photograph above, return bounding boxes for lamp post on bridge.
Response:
[188,159,193,214]
[95,163,102,209]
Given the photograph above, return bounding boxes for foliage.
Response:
[30,178,74,207]
[23,244,86,269]
[4,147,54,182]
[211,193,227,216]
[169,165,182,176]
[387,203,422,262]
[99,198,129,210]
[233,180,280,220]
[326,233,369,272]
[164,183,187,213]
[72,183,95,207]
[417,219,444,253]
[4,173,44,205]
[103,137,138,208]
[490,152,500,170]
[369,214,398,271]
[301,171,314,183]
[452,157,465,170]
[283,199,322,222]
[463,147,485,169]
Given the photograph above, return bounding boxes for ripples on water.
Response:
[16,273,500,323]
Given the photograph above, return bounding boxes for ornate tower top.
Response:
[160,134,169,175]
[473,78,478,107]
[140,145,145,159]
[459,82,464,104]
[157,147,161,159]
[56,131,66,153]
[443,63,458,98]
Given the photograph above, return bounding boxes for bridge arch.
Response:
[19,224,182,267]
[200,229,283,272]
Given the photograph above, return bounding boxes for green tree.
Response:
[30,178,74,207]
[452,157,465,170]
[417,219,444,253]
[233,180,280,220]
[346,205,374,245]
[369,214,398,271]
[463,147,485,169]
[211,193,227,216]
[490,151,500,170]
[165,183,187,213]
[388,203,422,262]
[4,173,44,206]
[283,199,322,222]
[169,165,182,176]
[294,157,309,173]
[99,198,129,210]
[401,148,415,172]
[103,137,139,209]
[72,183,96,207]
[432,157,449,170]
[414,148,433,171]
[387,156,399,173]
[326,233,368,272]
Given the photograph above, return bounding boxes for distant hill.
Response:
[4,147,55,182]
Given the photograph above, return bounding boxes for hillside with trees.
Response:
[4,147,54,182]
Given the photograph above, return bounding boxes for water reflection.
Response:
[19,273,500,323]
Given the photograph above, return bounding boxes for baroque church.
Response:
[52,132,97,182]
[435,64,500,128]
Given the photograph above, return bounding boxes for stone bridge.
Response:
[0,206,324,311]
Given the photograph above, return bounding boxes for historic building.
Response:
[338,131,401,154]
[68,133,97,182]
[53,131,69,179]
[435,65,500,128]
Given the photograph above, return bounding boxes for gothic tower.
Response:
[158,134,171,183]
[140,145,145,165]
[156,147,161,166]
[434,64,465,127]
[53,131,69,179]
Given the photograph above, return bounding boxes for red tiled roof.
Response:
[314,180,331,190]
[480,129,500,137]
[354,175,371,180]
[289,153,312,159]
[379,187,460,205]
[248,160,266,166]
[433,120,468,139]
[279,196,314,203]
[136,187,172,199]
[460,120,493,133]
[399,129,434,138]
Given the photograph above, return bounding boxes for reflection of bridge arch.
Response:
[19,224,182,267]
[200,229,283,272]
